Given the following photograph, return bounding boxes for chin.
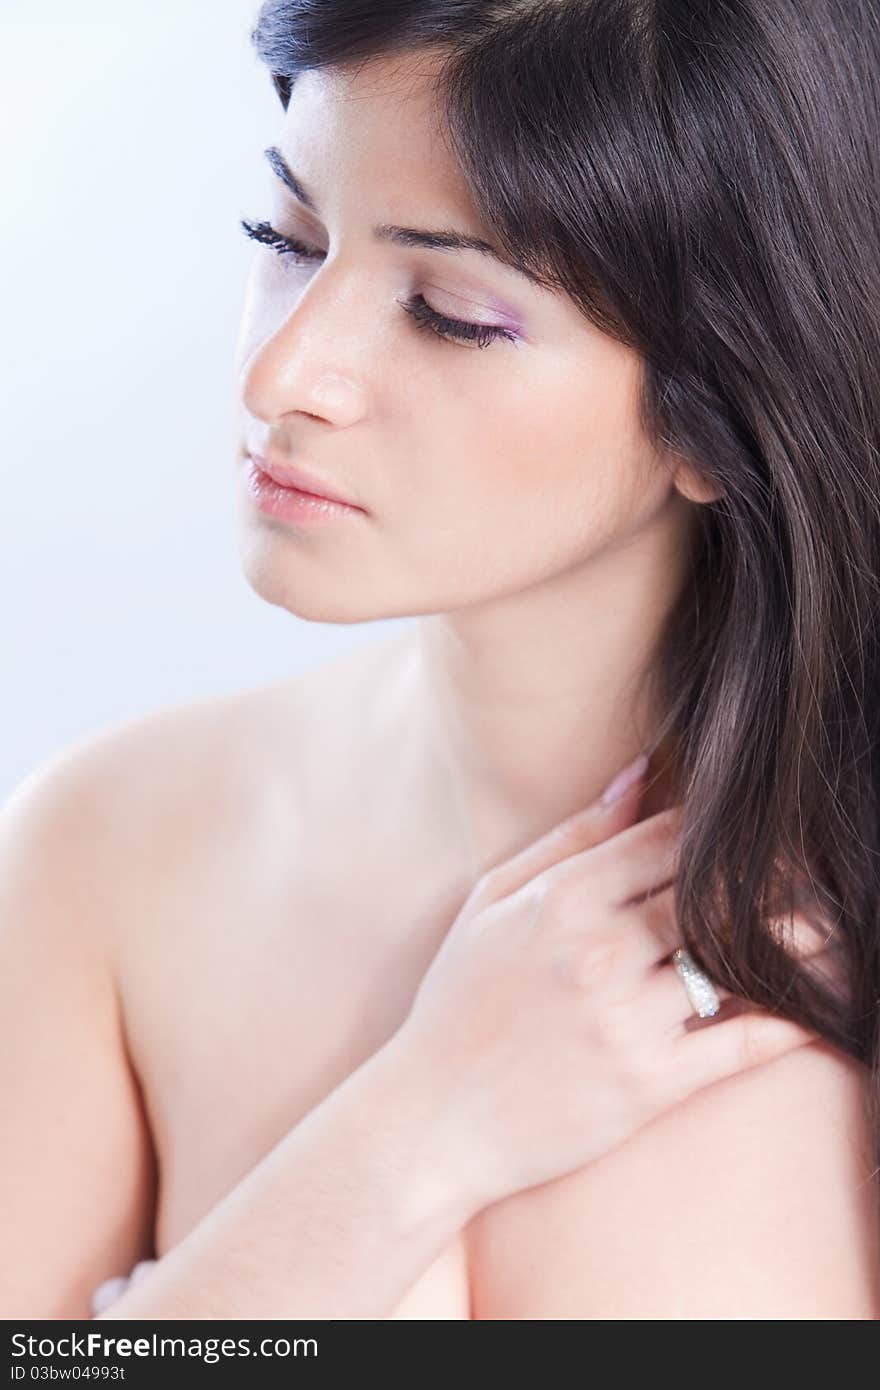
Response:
[234,516,448,623]
[236,550,390,625]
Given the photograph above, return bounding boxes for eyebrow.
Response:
[263,145,544,285]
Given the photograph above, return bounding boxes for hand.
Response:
[90,1259,158,1316]
[393,768,816,1210]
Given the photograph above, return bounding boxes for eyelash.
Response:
[239,217,518,350]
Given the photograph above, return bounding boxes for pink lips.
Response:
[248,452,361,509]
[243,454,365,527]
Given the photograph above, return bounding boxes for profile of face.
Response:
[234,51,712,624]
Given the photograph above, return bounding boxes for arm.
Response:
[504,1039,880,1319]
[0,751,157,1318]
[97,1032,475,1320]
[0,742,480,1322]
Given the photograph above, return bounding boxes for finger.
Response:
[619,883,683,969]
[572,884,683,978]
[468,755,650,907]
[596,806,683,905]
[665,1009,816,1102]
[550,804,683,912]
[640,958,735,1034]
[607,896,829,992]
[130,1259,158,1285]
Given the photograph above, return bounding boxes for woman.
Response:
[4,0,879,1318]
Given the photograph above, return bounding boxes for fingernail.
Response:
[600,752,650,806]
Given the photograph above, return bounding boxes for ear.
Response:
[670,457,725,505]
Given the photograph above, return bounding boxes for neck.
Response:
[406,494,695,881]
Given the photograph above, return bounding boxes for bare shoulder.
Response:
[484,1038,880,1319]
[16,631,404,813]
[4,629,414,927]
[0,630,416,1314]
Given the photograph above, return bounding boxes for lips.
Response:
[248,452,361,509]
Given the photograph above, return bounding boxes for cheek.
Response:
[419,345,659,531]
[378,343,671,598]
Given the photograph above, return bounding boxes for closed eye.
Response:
[239,217,519,350]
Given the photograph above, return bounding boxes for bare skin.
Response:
[78,629,878,1319]
[95,632,503,1318]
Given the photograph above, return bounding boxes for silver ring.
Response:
[671,947,721,1018]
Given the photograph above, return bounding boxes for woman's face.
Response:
[234,53,703,623]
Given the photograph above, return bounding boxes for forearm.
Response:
[95,1033,478,1319]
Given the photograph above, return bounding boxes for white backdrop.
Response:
[0,0,408,800]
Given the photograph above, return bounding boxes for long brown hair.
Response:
[247,0,880,1187]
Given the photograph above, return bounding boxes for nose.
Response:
[237,271,368,429]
